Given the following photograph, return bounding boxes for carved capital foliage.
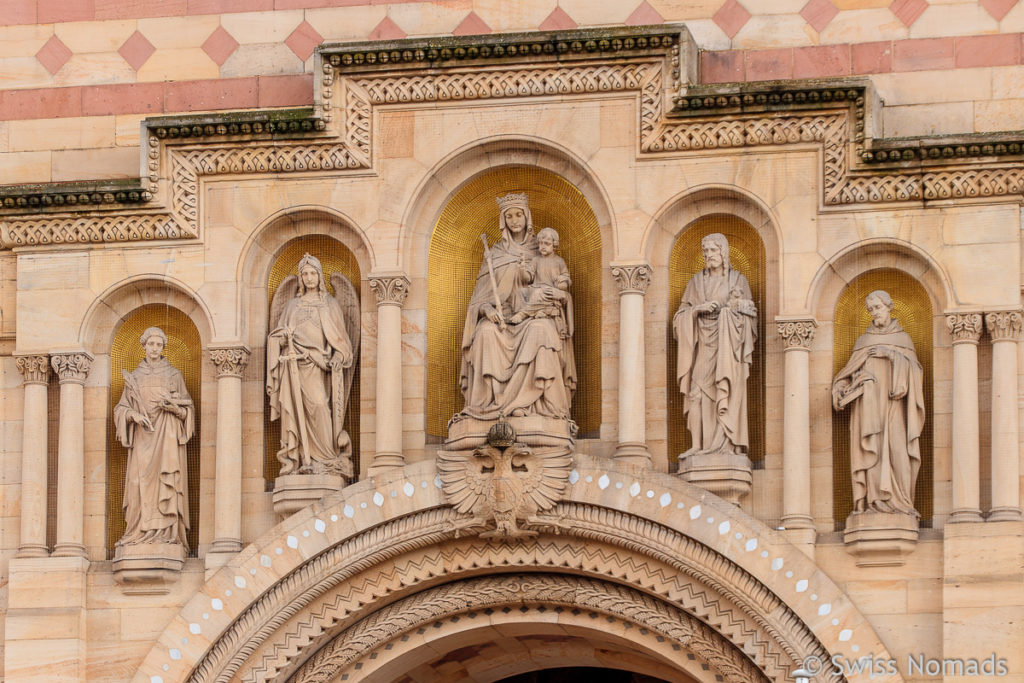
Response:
[210,346,251,378]
[15,354,49,385]
[50,352,93,384]
[946,312,983,344]
[775,319,816,350]
[368,275,410,307]
[610,263,652,294]
[986,310,1023,341]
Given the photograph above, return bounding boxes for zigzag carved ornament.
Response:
[5,24,1024,249]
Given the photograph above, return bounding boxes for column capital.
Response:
[945,312,983,344]
[15,354,50,385]
[368,273,410,307]
[50,351,93,385]
[775,318,817,350]
[985,310,1023,342]
[610,262,652,295]
[209,346,251,378]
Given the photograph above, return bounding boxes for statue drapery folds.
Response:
[833,290,924,517]
[114,326,194,549]
[455,193,577,424]
[267,252,360,480]
[672,232,757,459]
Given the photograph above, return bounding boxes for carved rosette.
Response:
[776,319,817,350]
[610,263,652,295]
[985,310,1023,342]
[946,312,983,344]
[50,352,93,385]
[15,354,50,385]
[368,275,410,307]
[210,346,251,379]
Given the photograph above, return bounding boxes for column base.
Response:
[273,473,343,517]
[949,508,984,523]
[613,442,651,466]
[210,538,242,554]
[368,452,406,476]
[843,510,919,567]
[16,544,49,558]
[677,452,752,505]
[986,506,1023,522]
[113,543,185,594]
[51,542,87,558]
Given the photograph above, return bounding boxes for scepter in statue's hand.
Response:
[480,234,507,331]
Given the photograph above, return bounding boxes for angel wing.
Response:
[269,275,299,332]
[512,445,573,514]
[331,272,361,409]
[437,446,496,516]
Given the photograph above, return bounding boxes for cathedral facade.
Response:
[1,2,1023,681]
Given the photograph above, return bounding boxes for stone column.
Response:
[368,274,410,475]
[947,313,983,523]
[15,354,50,558]
[50,351,93,558]
[986,310,1023,521]
[611,263,652,465]
[776,319,817,545]
[209,345,250,561]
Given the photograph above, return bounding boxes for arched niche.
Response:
[108,304,203,555]
[831,269,934,527]
[78,277,213,559]
[666,215,767,464]
[644,186,780,479]
[426,165,602,439]
[263,236,362,481]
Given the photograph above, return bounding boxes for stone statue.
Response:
[455,193,577,423]
[672,232,757,459]
[833,290,924,517]
[113,327,194,549]
[267,253,360,480]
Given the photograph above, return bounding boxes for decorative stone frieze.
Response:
[15,354,50,385]
[985,310,1023,341]
[946,312,983,343]
[610,263,652,294]
[50,352,93,384]
[209,346,251,378]
[368,274,410,307]
[776,319,816,350]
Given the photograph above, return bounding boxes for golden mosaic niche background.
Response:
[667,215,766,465]
[107,304,201,556]
[426,166,602,439]
[832,269,933,528]
[264,235,362,482]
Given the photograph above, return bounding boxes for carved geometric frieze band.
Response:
[288,574,769,683]
[187,504,830,683]
[946,312,983,344]
[985,310,1023,341]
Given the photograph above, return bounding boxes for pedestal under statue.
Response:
[833,290,924,565]
[446,192,577,450]
[672,233,757,504]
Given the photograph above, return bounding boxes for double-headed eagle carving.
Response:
[438,419,573,538]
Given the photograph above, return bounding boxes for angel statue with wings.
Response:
[267,253,360,480]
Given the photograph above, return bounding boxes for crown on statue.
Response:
[496,192,529,212]
[487,414,516,448]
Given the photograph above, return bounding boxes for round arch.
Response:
[398,135,617,272]
[135,457,903,683]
